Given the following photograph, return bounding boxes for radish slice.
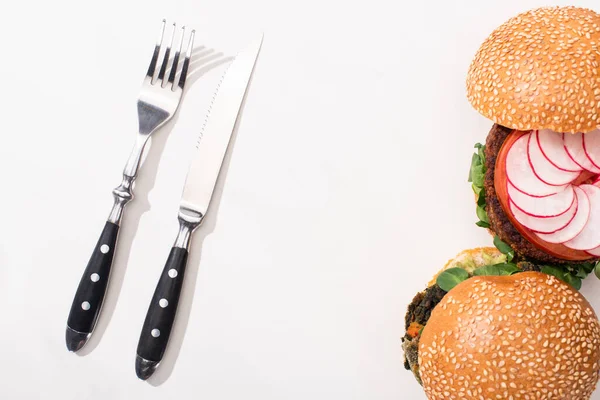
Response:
[528,131,580,185]
[537,129,582,172]
[586,245,600,257]
[535,187,590,243]
[508,183,575,217]
[564,185,600,250]
[593,176,600,187]
[506,133,568,197]
[563,132,600,173]
[509,197,577,234]
[583,129,600,170]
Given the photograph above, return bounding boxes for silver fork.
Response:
[66,20,195,352]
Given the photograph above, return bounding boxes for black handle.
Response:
[66,222,119,348]
[136,247,188,379]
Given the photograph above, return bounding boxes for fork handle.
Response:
[65,175,134,352]
[66,221,119,351]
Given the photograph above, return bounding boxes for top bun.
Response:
[466,6,600,133]
[419,272,600,399]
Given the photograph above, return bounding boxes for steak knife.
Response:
[135,35,263,380]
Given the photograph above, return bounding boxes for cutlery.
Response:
[135,35,263,380]
[66,21,195,352]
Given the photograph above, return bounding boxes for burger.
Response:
[403,247,539,383]
[402,248,600,399]
[401,6,600,399]
[466,6,600,276]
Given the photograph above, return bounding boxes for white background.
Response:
[2,0,600,399]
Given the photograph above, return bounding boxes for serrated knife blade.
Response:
[180,34,263,219]
[135,35,263,380]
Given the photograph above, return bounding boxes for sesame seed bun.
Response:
[466,6,600,133]
[419,272,600,399]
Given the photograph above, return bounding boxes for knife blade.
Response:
[179,36,263,219]
[135,34,263,380]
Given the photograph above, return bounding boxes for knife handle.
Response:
[136,247,188,379]
[66,221,119,349]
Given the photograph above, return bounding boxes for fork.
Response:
[66,20,195,352]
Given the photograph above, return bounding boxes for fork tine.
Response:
[158,23,176,85]
[168,26,186,89]
[146,20,166,80]
[178,30,195,89]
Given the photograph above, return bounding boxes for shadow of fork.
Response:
[77,47,232,356]
[182,48,234,95]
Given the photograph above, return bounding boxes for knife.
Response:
[135,35,263,380]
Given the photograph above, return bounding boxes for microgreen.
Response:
[473,263,519,276]
[493,236,515,262]
[436,268,470,292]
[469,143,488,228]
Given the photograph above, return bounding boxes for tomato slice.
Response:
[494,131,593,261]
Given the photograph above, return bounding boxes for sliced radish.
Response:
[582,129,600,170]
[509,197,577,234]
[506,133,568,197]
[563,132,600,173]
[508,183,575,217]
[564,185,600,250]
[528,131,580,185]
[535,187,590,243]
[593,176,600,187]
[586,245,600,257]
[537,129,582,172]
